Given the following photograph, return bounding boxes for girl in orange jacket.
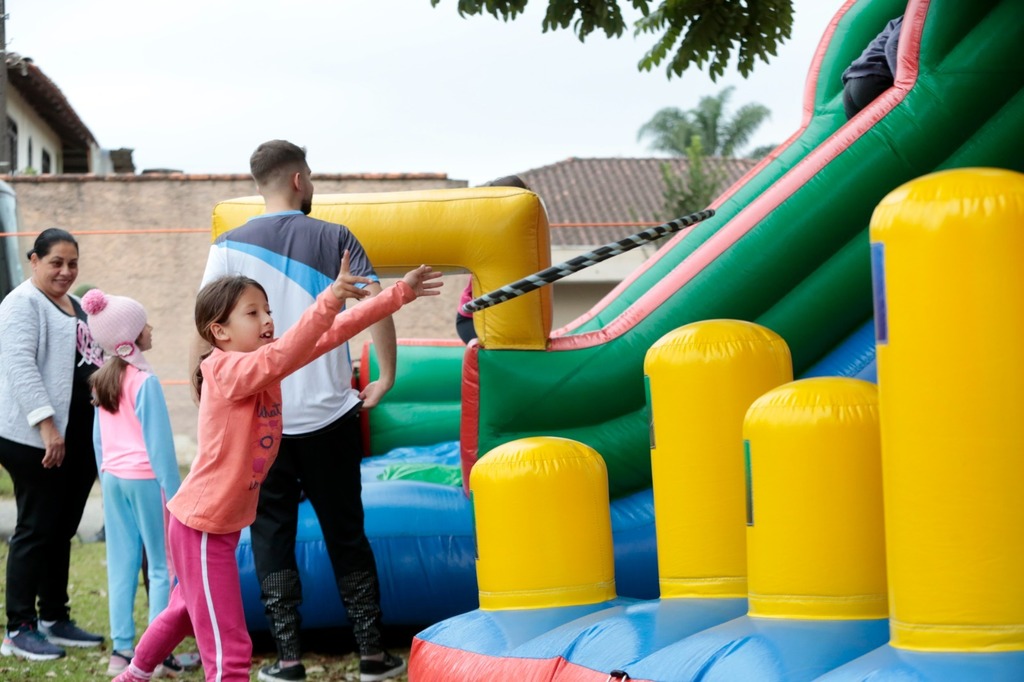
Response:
[114,252,441,682]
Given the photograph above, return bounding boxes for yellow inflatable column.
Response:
[470,436,616,610]
[870,168,1024,651]
[744,378,887,620]
[644,320,792,598]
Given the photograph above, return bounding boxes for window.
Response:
[27,137,33,171]
[5,118,16,173]
[42,150,51,174]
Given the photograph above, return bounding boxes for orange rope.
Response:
[1,228,209,237]
[0,222,659,238]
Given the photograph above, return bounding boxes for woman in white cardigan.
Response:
[0,228,106,661]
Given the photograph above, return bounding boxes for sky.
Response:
[7,0,845,186]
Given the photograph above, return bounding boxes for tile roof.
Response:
[517,156,758,247]
[6,55,98,150]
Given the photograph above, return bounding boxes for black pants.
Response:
[250,407,384,659]
[843,74,894,120]
[455,312,476,345]
[0,417,96,629]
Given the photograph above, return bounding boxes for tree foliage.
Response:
[429,0,795,80]
[637,86,771,158]
[641,88,772,221]
[660,135,727,221]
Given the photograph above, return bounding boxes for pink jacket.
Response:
[168,282,413,534]
[458,279,474,318]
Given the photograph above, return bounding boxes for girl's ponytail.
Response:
[89,356,129,413]
[192,350,211,400]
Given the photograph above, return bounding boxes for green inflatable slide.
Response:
[365,0,1024,502]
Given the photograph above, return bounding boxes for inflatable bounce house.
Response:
[209,0,1024,678]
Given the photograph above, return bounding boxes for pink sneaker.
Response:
[106,650,132,676]
[112,664,153,682]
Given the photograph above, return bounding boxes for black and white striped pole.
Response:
[461,208,716,314]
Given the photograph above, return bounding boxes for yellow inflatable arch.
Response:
[212,187,552,350]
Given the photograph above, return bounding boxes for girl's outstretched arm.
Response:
[205,256,359,399]
[331,249,372,301]
[401,264,444,298]
[314,264,443,353]
[206,257,440,400]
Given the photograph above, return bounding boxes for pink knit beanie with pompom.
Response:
[81,289,152,371]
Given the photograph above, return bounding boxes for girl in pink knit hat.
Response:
[82,289,183,677]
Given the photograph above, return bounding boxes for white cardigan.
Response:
[0,279,85,447]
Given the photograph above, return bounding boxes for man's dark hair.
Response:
[250,140,307,187]
[483,175,529,190]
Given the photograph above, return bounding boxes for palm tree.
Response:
[637,86,771,159]
[639,87,773,219]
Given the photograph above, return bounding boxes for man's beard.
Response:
[300,198,313,215]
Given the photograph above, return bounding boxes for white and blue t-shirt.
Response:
[200,211,379,435]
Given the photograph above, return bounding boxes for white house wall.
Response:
[7,86,63,174]
[549,245,659,328]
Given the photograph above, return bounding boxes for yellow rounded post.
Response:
[871,168,1024,651]
[469,436,616,610]
[644,320,792,598]
[744,378,887,620]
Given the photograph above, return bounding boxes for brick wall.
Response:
[7,173,468,458]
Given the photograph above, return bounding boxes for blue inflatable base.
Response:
[414,603,900,680]
[818,643,1024,682]
[235,442,659,629]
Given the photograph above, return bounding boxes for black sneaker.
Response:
[0,623,67,661]
[154,653,184,678]
[258,661,306,682]
[359,652,407,682]
[38,619,104,648]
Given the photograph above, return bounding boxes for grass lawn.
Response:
[0,466,412,681]
[0,467,11,497]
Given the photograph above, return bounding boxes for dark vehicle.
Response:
[0,180,23,301]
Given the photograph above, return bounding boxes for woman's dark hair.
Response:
[89,357,129,413]
[26,227,78,260]
[192,275,268,399]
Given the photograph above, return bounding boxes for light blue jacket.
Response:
[92,369,181,500]
[0,279,89,447]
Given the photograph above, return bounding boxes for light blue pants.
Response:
[100,473,171,653]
